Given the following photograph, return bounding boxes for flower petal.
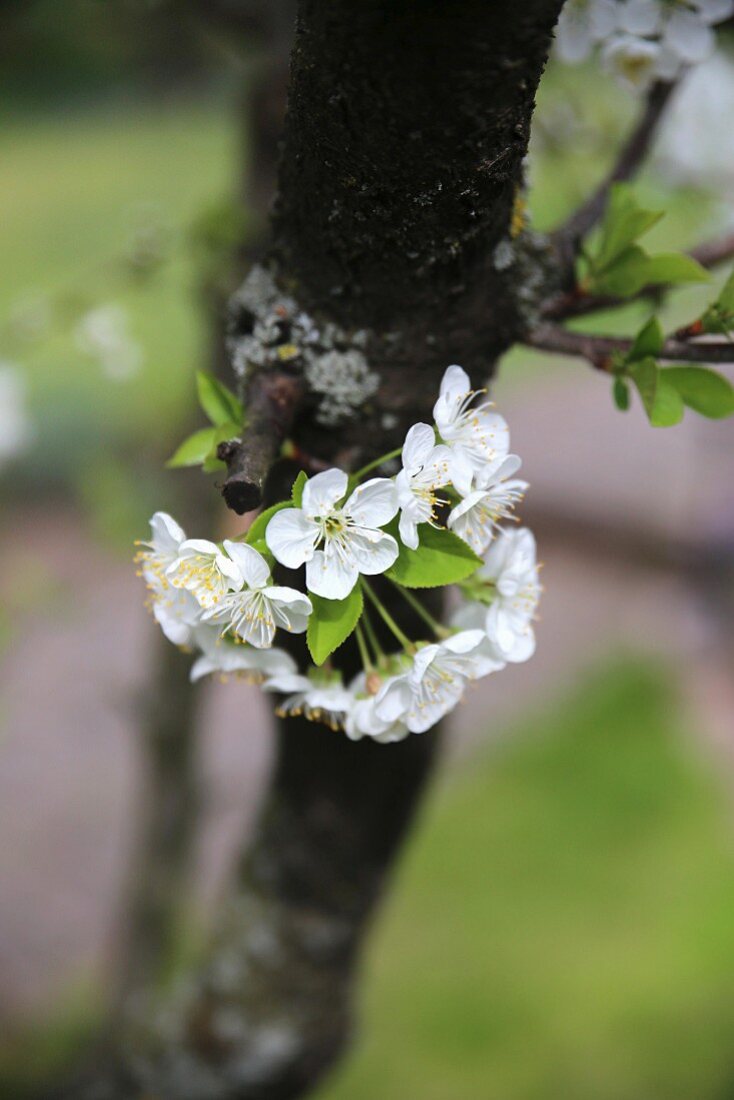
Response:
[223,540,271,589]
[149,511,186,554]
[262,672,311,694]
[439,364,471,403]
[617,0,662,35]
[301,467,348,517]
[345,477,398,528]
[306,548,359,599]
[401,422,436,473]
[447,448,475,497]
[265,586,312,633]
[347,529,399,575]
[265,508,320,568]
[663,9,713,62]
[398,510,420,550]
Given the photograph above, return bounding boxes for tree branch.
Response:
[551,80,677,278]
[543,228,734,321]
[218,370,305,514]
[524,321,734,367]
[689,230,734,270]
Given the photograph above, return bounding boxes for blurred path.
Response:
[1,363,732,1026]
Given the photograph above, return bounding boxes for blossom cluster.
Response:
[556,0,733,90]
[137,366,541,743]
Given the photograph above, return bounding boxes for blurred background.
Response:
[2,2,734,1097]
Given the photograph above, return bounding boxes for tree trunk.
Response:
[50,2,563,1097]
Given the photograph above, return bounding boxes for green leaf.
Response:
[594,184,663,271]
[202,453,226,474]
[592,248,709,297]
[627,357,658,418]
[291,470,308,507]
[631,252,709,288]
[386,522,481,589]
[627,358,684,427]
[166,427,216,468]
[613,377,630,411]
[717,268,734,314]
[245,501,293,543]
[196,372,243,426]
[648,376,684,428]
[307,586,363,666]
[664,366,734,419]
[628,316,663,362]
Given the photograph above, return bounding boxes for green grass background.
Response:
[317,661,734,1100]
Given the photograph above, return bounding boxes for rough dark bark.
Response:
[48,3,564,1098]
[274,0,563,422]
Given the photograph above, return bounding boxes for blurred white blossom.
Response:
[555,0,734,88]
[659,50,734,190]
[76,304,143,381]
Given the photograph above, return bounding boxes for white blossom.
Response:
[447,455,528,556]
[202,541,311,648]
[265,468,399,600]
[454,528,541,664]
[190,627,297,684]
[263,670,354,730]
[343,671,410,743]
[555,0,619,62]
[660,1,721,65]
[76,304,143,381]
[136,512,201,646]
[433,365,510,497]
[659,50,734,186]
[374,631,502,734]
[167,539,242,610]
[616,0,662,35]
[555,0,733,86]
[395,423,452,550]
[602,33,662,89]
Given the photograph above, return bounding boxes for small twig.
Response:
[689,230,734,271]
[218,369,304,514]
[524,322,734,368]
[551,80,677,273]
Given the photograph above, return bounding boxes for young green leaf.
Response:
[664,366,734,419]
[717,268,734,315]
[307,586,363,666]
[202,453,226,474]
[648,376,684,428]
[196,372,243,426]
[291,470,308,507]
[592,248,709,297]
[593,184,664,271]
[613,376,630,411]
[166,426,216,468]
[628,316,664,362]
[629,252,709,289]
[626,356,658,418]
[386,523,481,588]
[627,358,684,427]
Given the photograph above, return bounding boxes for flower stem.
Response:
[361,602,385,661]
[387,578,449,638]
[361,579,414,652]
[354,621,373,672]
[351,446,403,481]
